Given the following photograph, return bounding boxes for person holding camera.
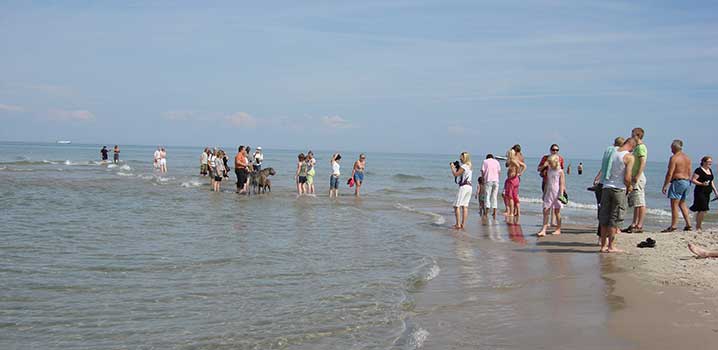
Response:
[450,152,473,230]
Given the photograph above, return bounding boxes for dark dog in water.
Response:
[250,167,276,194]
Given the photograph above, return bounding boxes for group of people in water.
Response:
[289,151,367,197]
[100,145,121,163]
[449,127,717,254]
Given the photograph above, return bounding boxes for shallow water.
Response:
[0,142,709,349]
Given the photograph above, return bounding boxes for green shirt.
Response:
[632,143,647,177]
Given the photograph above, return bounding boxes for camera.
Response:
[452,160,461,170]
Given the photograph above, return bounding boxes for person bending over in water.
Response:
[451,152,473,230]
[688,243,718,258]
[352,153,366,197]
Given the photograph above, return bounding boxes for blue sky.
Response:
[1,0,717,158]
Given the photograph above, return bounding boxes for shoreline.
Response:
[529,225,718,348]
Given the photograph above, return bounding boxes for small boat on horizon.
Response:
[57,140,72,144]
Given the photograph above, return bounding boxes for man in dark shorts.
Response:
[100,146,109,161]
[234,146,249,194]
[113,145,120,163]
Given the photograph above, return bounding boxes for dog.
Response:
[250,167,276,194]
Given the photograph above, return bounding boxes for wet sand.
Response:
[530,225,718,349]
[411,218,718,349]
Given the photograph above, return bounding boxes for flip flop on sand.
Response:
[661,227,677,233]
[683,226,692,231]
[637,237,656,248]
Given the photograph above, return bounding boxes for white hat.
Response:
[256,146,262,150]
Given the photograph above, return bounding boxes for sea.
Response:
[1,141,714,349]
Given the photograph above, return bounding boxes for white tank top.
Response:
[603,150,628,189]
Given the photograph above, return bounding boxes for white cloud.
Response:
[320,115,354,129]
[0,104,24,112]
[48,109,95,121]
[225,112,258,128]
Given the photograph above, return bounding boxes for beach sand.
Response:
[530,225,718,348]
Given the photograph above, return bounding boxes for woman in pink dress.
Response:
[537,155,565,237]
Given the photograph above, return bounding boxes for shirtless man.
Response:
[599,137,635,253]
[661,139,693,232]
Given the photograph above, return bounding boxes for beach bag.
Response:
[347,177,355,188]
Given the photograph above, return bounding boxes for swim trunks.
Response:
[667,179,690,201]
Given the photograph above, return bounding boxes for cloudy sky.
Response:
[1,0,716,158]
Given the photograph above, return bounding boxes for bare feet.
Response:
[600,247,609,253]
[606,247,624,253]
[550,229,561,235]
[452,224,463,230]
[536,230,546,237]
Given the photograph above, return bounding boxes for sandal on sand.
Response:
[621,225,636,233]
[632,227,644,233]
[661,227,677,233]
[683,226,692,231]
[637,237,656,248]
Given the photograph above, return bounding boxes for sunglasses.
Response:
[551,149,559,152]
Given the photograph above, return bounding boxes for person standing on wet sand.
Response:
[113,145,120,163]
[538,144,564,225]
[481,154,501,218]
[450,152,473,230]
[661,139,693,232]
[623,127,648,233]
[689,156,716,232]
[504,149,526,216]
[537,155,566,237]
[598,137,635,253]
[100,146,109,161]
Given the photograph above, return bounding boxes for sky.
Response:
[1,0,717,159]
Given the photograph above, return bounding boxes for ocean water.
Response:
[0,142,712,349]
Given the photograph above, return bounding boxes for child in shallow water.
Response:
[476,176,486,216]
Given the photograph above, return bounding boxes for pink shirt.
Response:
[482,158,501,182]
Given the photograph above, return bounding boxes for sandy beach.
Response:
[528,225,718,348]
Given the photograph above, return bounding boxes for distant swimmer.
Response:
[113,145,120,163]
[578,162,583,175]
[100,146,109,161]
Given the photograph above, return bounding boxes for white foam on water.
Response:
[107,164,118,169]
[425,260,440,282]
[181,180,203,188]
[137,174,154,180]
[646,207,672,217]
[409,328,429,349]
[42,160,58,165]
[117,172,134,177]
[119,164,132,171]
[155,176,174,184]
[63,160,75,166]
[395,203,446,225]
